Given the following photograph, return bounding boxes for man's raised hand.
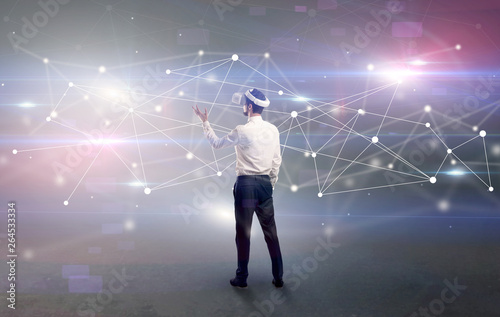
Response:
[192,104,208,122]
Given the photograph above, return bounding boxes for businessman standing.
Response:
[193,88,283,288]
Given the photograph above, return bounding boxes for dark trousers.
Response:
[233,175,283,281]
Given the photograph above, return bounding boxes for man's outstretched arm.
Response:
[193,105,239,149]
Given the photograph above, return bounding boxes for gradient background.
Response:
[0,1,499,316]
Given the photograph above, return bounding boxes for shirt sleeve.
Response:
[202,121,239,149]
[269,130,282,187]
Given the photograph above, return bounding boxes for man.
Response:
[192,88,283,288]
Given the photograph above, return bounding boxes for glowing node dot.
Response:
[46,116,51,122]
[472,126,478,132]
[358,109,365,115]
[367,64,374,71]
[388,163,394,169]
[178,91,184,96]
[63,200,69,206]
[12,149,17,155]
[43,58,49,64]
[132,162,137,168]
[311,152,317,158]
[291,111,298,118]
[217,171,222,177]
[68,82,74,87]
[489,187,494,192]
[425,122,431,128]
[479,130,486,138]
[304,152,310,157]
[455,44,462,50]
[318,193,323,198]
[264,52,270,58]
[98,66,106,73]
[232,54,239,61]
[144,188,151,195]
[430,177,437,184]
[129,108,134,113]
[372,136,379,144]
[424,105,431,112]
[186,152,194,160]
[166,69,171,75]
[278,90,283,95]
[291,184,298,192]
[451,159,457,165]
[447,149,452,154]
[198,50,204,56]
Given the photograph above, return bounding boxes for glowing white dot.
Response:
[304,152,310,157]
[131,16,134,20]
[264,52,270,58]
[186,152,194,160]
[430,177,437,184]
[178,91,184,96]
[489,187,494,192]
[425,122,431,128]
[372,136,379,144]
[472,126,478,132]
[307,106,312,111]
[367,64,374,71]
[479,130,486,137]
[155,105,162,113]
[388,163,394,169]
[455,44,461,50]
[232,54,239,61]
[291,111,298,118]
[132,162,137,168]
[84,95,89,100]
[166,69,171,75]
[129,108,134,113]
[124,220,135,230]
[63,200,69,206]
[46,116,51,122]
[68,82,74,87]
[199,50,204,56]
[23,249,34,260]
[43,58,49,64]
[424,105,431,112]
[98,66,106,73]
[451,159,457,165]
[278,90,283,95]
[347,213,350,216]
[291,184,298,192]
[217,171,222,177]
[311,152,317,158]
[144,188,151,195]
[318,193,323,198]
[447,149,452,154]
[438,200,449,211]
[1,83,4,86]
[12,149,18,155]
[358,109,365,115]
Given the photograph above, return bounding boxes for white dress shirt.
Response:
[202,116,282,187]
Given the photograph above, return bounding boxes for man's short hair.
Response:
[245,89,266,114]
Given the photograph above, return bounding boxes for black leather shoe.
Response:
[272,279,284,288]
[230,278,247,288]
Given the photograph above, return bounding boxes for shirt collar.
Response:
[248,115,263,123]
